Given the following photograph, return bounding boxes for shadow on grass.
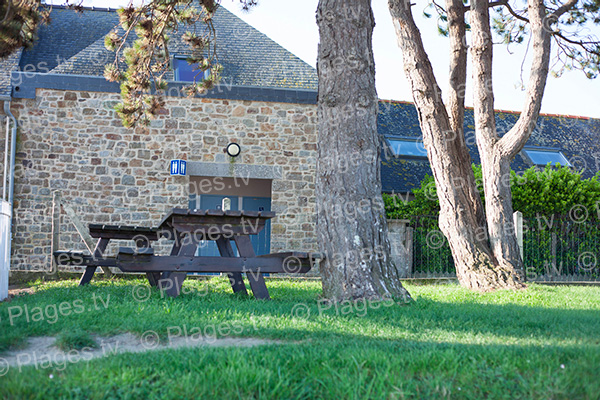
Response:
[1,278,600,354]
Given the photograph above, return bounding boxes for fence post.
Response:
[387,219,412,278]
[406,225,413,277]
[551,233,557,275]
[50,191,61,275]
[513,211,524,261]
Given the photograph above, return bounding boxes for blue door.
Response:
[188,194,271,256]
[193,195,239,257]
[242,196,271,256]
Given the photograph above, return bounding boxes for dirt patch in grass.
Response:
[1,333,281,371]
[0,285,36,303]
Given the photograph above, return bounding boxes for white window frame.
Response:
[385,137,428,159]
[523,147,572,167]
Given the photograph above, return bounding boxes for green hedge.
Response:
[384,164,600,220]
[384,165,600,278]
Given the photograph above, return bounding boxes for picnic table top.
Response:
[88,208,277,237]
[158,208,277,229]
[88,224,158,234]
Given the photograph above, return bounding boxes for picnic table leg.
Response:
[159,234,194,297]
[158,235,181,293]
[160,271,187,297]
[79,238,109,286]
[233,235,270,300]
[135,236,161,287]
[146,272,161,287]
[216,237,248,295]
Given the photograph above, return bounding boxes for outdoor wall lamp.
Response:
[225,142,241,157]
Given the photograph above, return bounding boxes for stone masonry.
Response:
[3,89,318,271]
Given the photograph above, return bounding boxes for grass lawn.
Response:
[1,278,599,399]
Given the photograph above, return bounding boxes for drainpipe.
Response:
[1,96,17,277]
[2,114,8,200]
[1,99,17,207]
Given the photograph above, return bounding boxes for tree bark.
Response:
[469,0,525,281]
[388,0,526,290]
[470,0,560,283]
[445,0,487,229]
[316,0,410,301]
[386,0,579,290]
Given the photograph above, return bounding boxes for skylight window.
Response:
[173,57,209,82]
[387,139,428,158]
[523,148,571,167]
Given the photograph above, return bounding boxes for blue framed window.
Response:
[523,148,571,167]
[173,57,209,82]
[387,138,428,158]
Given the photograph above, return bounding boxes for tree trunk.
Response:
[468,0,525,285]
[469,0,556,284]
[388,0,527,290]
[386,0,573,290]
[444,0,488,232]
[316,0,410,301]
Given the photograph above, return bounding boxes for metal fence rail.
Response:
[408,215,600,282]
[523,215,600,282]
[410,216,455,278]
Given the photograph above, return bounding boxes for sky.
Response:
[48,0,600,118]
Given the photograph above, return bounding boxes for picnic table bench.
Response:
[54,208,319,299]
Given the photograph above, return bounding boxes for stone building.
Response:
[0,5,319,270]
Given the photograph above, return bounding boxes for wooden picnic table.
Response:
[54,208,318,299]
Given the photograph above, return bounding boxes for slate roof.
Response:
[7,5,317,91]
[378,100,600,193]
[19,8,119,74]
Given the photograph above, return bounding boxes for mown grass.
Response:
[1,278,599,399]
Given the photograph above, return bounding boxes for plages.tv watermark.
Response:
[139,319,261,350]
[291,296,405,320]
[4,294,110,326]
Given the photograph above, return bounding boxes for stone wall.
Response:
[8,89,318,271]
